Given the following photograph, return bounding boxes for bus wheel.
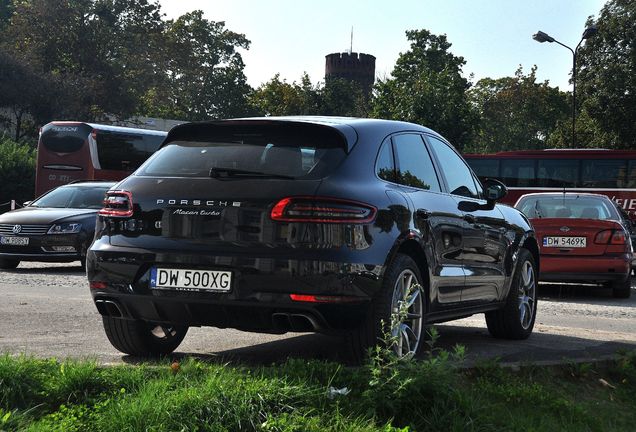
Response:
[101,316,188,357]
[0,258,19,269]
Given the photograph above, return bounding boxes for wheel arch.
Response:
[521,235,540,275]
[386,237,432,307]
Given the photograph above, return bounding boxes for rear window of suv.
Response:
[136,124,347,180]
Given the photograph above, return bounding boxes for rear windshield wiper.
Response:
[209,167,295,179]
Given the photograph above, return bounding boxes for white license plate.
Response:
[150,268,232,292]
[0,236,29,246]
[543,236,587,248]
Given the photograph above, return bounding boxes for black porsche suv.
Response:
[88,117,539,359]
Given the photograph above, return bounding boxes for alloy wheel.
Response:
[390,269,424,357]
[517,260,536,330]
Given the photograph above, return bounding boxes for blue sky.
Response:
[159,0,607,91]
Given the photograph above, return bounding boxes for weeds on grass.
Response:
[0,345,635,430]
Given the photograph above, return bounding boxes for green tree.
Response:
[0,136,36,206]
[322,77,370,117]
[143,10,251,120]
[372,29,477,150]
[469,66,569,153]
[575,0,636,149]
[0,49,59,142]
[0,0,13,28]
[1,0,159,124]
[1,2,252,137]
[250,73,370,117]
[249,73,318,116]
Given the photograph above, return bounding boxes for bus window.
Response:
[96,132,165,171]
[581,159,626,188]
[626,160,636,188]
[467,158,499,180]
[537,159,579,187]
[501,159,535,187]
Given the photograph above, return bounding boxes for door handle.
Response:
[416,209,432,219]
[463,214,476,224]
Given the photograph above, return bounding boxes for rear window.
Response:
[516,196,619,220]
[137,125,347,179]
[31,186,111,209]
[40,124,91,153]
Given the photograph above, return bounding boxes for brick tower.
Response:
[325,52,376,95]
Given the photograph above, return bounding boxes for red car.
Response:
[515,193,632,298]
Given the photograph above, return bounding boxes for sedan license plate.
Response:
[150,268,232,292]
[0,236,29,246]
[543,236,586,248]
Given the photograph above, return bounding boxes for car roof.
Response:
[517,192,611,200]
[164,116,445,153]
[62,181,117,188]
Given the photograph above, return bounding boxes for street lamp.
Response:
[533,26,598,148]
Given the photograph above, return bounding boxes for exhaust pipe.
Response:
[95,299,124,318]
[272,312,319,332]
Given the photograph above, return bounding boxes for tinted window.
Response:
[428,136,480,198]
[517,196,619,220]
[466,158,499,180]
[581,159,626,188]
[137,126,346,179]
[627,160,636,188]
[500,159,535,187]
[537,159,579,187]
[31,186,111,209]
[376,140,396,182]
[392,134,440,191]
[97,132,165,171]
[40,124,91,153]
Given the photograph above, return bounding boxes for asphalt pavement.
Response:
[0,262,634,366]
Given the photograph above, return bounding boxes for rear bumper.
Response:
[91,291,369,333]
[540,272,629,283]
[0,251,80,262]
[87,243,385,333]
[540,254,631,283]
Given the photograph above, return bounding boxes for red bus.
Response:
[464,149,636,220]
[35,122,167,197]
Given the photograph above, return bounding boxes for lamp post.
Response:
[532,26,598,148]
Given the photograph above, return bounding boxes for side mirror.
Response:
[483,178,507,203]
[22,201,32,207]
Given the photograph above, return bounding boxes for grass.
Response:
[0,347,634,431]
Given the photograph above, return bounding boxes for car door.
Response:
[425,135,508,304]
[388,133,465,309]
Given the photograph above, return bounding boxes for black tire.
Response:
[79,243,88,271]
[612,277,632,299]
[0,258,19,270]
[349,254,426,362]
[486,248,537,340]
[102,316,188,356]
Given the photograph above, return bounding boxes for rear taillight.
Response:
[594,229,626,245]
[89,281,107,290]
[289,294,362,303]
[99,191,134,218]
[271,197,376,223]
